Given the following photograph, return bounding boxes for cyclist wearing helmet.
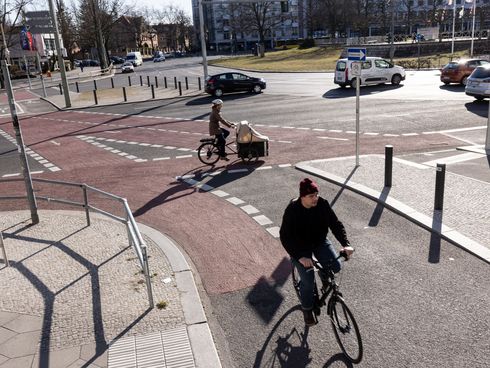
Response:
[210,99,235,161]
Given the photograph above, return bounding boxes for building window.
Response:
[223,31,230,40]
[281,1,289,13]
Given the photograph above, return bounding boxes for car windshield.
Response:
[126,55,135,60]
[444,62,459,70]
[471,67,490,79]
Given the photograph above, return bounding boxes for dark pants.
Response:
[215,128,230,157]
[291,238,341,310]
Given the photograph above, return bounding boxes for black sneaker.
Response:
[303,309,317,327]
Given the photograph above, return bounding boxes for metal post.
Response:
[48,0,71,107]
[93,90,98,105]
[174,76,177,89]
[128,75,132,86]
[123,86,127,102]
[198,0,208,79]
[75,81,79,92]
[141,245,154,308]
[486,100,490,151]
[1,61,38,224]
[59,83,63,95]
[93,79,97,90]
[23,55,32,89]
[151,84,155,99]
[154,76,158,88]
[82,185,90,226]
[140,75,143,86]
[111,77,114,88]
[198,77,201,90]
[434,163,446,211]
[385,145,393,187]
[355,75,360,167]
[36,53,47,97]
[0,232,9,267]
[178,81,182,96]
[164,77,167,88]
[185,76,188,90]
[147,75,150,86]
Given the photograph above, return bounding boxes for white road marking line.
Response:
[134,159,148,162]
[2,173,20,177]
[364,132,379,136]
[240,205,260,215]
[383,133,399,137]
[226,197,245,205]
[318,136,349,141]
[313,128,326,131]
[297,127,310,130]
[49,167,61,172]
[282,126,295,129]
[402,133,419,136]
[153,157,170,161]
[211,190,229,197]
[139,143,151,146]
[176,155,192,159]
[253,215,273,226]
[277,140,292,144]
[266,226,280,238]
[422,152,484,166]
[345,131,356,134]
[51,140,60,146]
[126,155,137,159]
[164,146,176,149]
[278,164,292,167]
[177,148,191,151]
[329,129,342,133]
[151,144,163,147]
[228,169,248,174]
[256,166,273,170]
[30,171,43,174]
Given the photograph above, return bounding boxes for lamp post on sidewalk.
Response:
[48,0,71,108]
[1,60,39,224]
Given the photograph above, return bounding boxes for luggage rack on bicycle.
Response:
[197,120,269,165]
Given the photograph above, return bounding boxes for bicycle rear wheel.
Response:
[328,296,363,363]
[198,143,220,165]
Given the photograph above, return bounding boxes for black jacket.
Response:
[279,197,350,260]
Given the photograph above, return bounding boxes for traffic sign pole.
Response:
[356,74,360,166]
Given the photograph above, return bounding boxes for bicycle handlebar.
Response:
[311,248,353,271]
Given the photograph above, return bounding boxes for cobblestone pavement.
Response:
[0,210,185,367]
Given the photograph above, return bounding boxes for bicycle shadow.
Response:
[253,305,354,368]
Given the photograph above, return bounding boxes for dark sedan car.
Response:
[205,72,266,97]
[109,56,125,64]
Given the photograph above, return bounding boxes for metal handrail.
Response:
[0,177,154,308]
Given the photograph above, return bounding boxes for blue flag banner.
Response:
[20,26,36,51]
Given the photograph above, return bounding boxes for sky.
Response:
[133,0,193,18]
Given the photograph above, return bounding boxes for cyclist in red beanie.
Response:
[280,178,354,326]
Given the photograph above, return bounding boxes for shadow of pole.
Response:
[428,210,443,264]
[368,186,391,227]
[330,166,359,207]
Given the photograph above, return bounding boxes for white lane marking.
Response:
[384,133,399,137]
[253,215,273,226]
[266,226,280,238]
[227,197,245,205]
[176,154,193,159]
[364,132,379,136]
[240,205,260,215]
[278,164,292,167]
[2,173,20,177]
[51,140,60,146]
[422,152,484,166]
[402,133,419,136]
[153,157,170,161]
[211,190,229,197]
[318,136,349,141]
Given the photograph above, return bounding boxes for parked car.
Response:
[109,56,125,64]
[440,59,490,86]
[205,72,266,97]
[82,59,100,67]
[153,56,165,62]
[121,62,135,73]
[334,57,406,88]
[465,65,490,101]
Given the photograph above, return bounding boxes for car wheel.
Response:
[443,82,449,85]
[253,84,262,93]
[350,78,358,88]
[214,88,223,97]
[391,74,402,86]
[474,96,484,101]
[461,76,468,86]
[339,84,346,89]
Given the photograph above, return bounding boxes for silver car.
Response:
[465,65,490,101]
[121,62,134,73]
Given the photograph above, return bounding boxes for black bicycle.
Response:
[291,255,363,364]
[197,137,259,165]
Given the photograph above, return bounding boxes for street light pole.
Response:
[48,0,71,108]
[198,0,208,79]
[1,60,39,224]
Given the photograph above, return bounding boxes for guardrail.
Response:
[0,177,154,308]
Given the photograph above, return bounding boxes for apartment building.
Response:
[192,0,308,52]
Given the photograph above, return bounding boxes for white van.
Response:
[126,51,143,67]
[334,57,406,88]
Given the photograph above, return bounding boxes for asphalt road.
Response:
[1,58,489,367]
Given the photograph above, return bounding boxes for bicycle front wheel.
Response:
[328,296,363,363]
[198,143,220,165]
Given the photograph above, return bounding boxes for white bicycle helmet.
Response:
[212,99,223,106]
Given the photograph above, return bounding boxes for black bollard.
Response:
[93,80,97,90]
[111,77,114,88]
[123,87,127,102]
[178,81,182,96]
[59,83,62,95]
[76,81,79,93]
[93,90,98,105]
[384,145,393,187]
[198,77,201,90]
[151,85,155,99]
[128,75,132,86]
[164,77,167,88]
[185,76,188,90]
[139,75,143,86]
[174,76,177,89]
[147,75,150,86]
[434,163,446,211]
[155,76,158,88]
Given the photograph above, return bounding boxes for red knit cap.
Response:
[299,178,319,197]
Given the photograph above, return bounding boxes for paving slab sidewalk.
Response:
[0,210,221,368]
[296,154,490,263]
